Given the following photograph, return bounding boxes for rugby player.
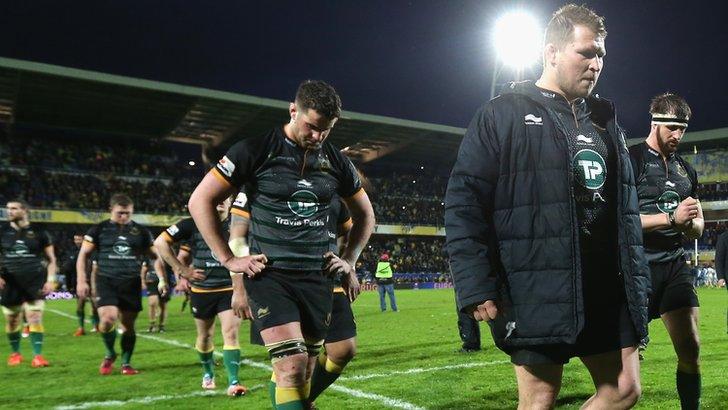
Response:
[629,93,703,410]
[1,199,57,367]
[228,190,361,406]
[445,5,650,408]
[142,257,170,333]
[76,193,157,375]
[154,196,248,396]
[62,233,100,335]
[188,80,375,409]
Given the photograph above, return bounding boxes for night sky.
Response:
[1,1,726,138]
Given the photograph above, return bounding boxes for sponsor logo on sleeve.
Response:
[166,225,179,236]
[217,156,235,178]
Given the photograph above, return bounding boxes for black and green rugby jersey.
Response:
[84,220,153,279]
[629,142,698,263]
[213,127,361,271]
[0,223,53,280]
[163,217,231,290]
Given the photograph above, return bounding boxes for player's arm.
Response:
[339,190,375,268]
[188,171,266,276]
[229,211,253,318]
[43,244,58,293]
[154,232,204,282]
[140,262,148,289]
[75,241,95,297]
[175,246,192,291]
[681,199,704,241]
[153,256,169,296]
[639,213,672,232]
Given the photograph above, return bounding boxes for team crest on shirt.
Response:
[287,190,319,218]
[573,149,606,189]
[315,155,332,171]
[113,240,131,256]
[130,226,140,236]
[25,230,35,239]
[10,241,29,256]
[657,190,680,213]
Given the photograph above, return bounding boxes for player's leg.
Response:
[25,300,49,367]
[75,295,86,335]
[218,307,246,396]
[513,363,564,410]
[262,322,310,410]
[579,347,641,409]
[662,307,701,410]
[193,315,217,389]
[2,305,23,365]
[147,294,159,332]
[97,304,120,374]
[118,309,139,374]
[310,292,357,401]
[157,294,169,332]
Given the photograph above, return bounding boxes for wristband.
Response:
[229,237,250,257]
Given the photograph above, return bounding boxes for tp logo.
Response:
[574,149,606,189]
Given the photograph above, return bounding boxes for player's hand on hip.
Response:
[674,196,699,225]
[175,277,191,292]
[323,252,354,278]
[231,289,253,320]
[342,271,361,302]
[470,300,499,322]
[181,266,207,281]
[225,254,268,278]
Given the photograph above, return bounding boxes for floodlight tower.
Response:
[490,11,542,98]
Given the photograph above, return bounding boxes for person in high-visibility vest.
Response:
[375,253,397,312]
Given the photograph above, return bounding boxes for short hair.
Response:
[650,93,691,120]
[295,80,342,120]
[8,198,29,210]
[109,193,134,208]
[544,4,607,49]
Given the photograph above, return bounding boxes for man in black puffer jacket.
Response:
[445,4,649,409]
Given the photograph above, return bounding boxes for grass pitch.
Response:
[1,288,726,409]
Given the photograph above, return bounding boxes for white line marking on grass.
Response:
[54,385,265,409]
[47,308,425,410]
[339,360,510,382]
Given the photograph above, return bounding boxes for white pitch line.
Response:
[54,385,265,410]
[339,360,510,382]
[47,308,424,410]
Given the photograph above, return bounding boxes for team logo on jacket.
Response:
[657,190,680,213]
[574,149,606,189]
[113,240,131,256]
[288,190,319,218]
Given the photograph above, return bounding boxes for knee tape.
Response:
[305,339,324,358]
[267,338,307,362]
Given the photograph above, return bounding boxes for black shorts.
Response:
[146,281,171,302]
[190,289,232,320]
[648,258,699,319]
[325,292,357,343]
[96,275,143,312]
[511,252,638,366]
[244,269,333,342]
[0,272,44,307]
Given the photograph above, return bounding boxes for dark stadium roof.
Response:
[1,56,725,166]
[0,56,466,166]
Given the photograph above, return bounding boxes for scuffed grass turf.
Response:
[1,288,726,409]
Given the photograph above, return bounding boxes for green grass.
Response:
[2,288,727,409]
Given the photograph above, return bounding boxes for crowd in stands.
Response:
[698,221,727,248]
[682,149,728,183]
[0,134,201,179]
[696,182,728,201]
[357,236,449,280]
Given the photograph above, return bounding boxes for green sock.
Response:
[120,331,136,365]
[198,350,214,377]
[275,386,307,410]
[7,331,21,353]
[676,370,701,410]
[29,332,43,355]
[101,327,117,358]
[222,348,241,385]
[77,310,85,329]
[309,355,344,401]
[269,373,277,408]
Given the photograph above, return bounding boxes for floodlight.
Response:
[493,11,542,69]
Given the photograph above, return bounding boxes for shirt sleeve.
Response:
[165,218,195,243]
[41,229,54,248]
[230,190,250,218]
[142,226,154,249]
[84,224,100,245]
[213,135,268,189]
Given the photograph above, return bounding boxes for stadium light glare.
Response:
[493,11,542,70]
[188,160,196,166]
